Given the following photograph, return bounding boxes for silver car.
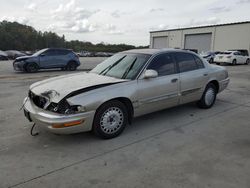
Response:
[23,49,230,139]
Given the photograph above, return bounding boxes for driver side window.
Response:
[43,50,56,56]
[147,53,176,76]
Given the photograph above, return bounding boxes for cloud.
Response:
[105,24,124,35]
[111,10,121,18]
[50,0,99,33]
[209,6,231,13]
[150,24,169,31]
[71,20,96,33]
[0,16,29,25]
[26,3,37,11]
[150,8,165,12]
[184,17,221,27]
[52,0,99,20]
[236,0,250,4]
[48,20,97,33]
[110,10,131,18]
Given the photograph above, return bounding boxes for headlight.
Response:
[65,105,86,114]
[47,102,86,114]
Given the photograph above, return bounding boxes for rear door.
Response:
[55,49,70,67]
[136,53,180,116]
[174,52,209,104]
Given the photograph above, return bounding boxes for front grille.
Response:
[29,91,47,109]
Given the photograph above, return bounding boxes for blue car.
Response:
[13,48,80,72]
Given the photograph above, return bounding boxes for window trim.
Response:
[144,52,178,77]
[174,52,204,73]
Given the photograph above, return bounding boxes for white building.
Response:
[150,21,250,53]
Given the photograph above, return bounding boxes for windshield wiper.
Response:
[99,56,126,75]
[122,57,137,79]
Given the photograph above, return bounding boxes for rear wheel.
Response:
[209,58,213,64]
[232,59,237,65]
[245,59,249,65]
[197,83,217,109]
[93,100,128,139]
[25,63,39,73]
[66,61,77,71]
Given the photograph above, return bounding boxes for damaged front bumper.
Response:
[23,97,95,134]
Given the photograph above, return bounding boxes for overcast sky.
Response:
[0,0,250,46]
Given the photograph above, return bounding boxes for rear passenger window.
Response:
[194,55,205,69]
[56,50,70,55]
[147,53,176,76]
[175,52,198,73]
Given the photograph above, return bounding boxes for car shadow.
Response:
[34,102,199,145]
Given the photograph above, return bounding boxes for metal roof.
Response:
[150,21,250,33]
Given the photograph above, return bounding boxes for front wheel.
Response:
[197,83,217,109]
[25,63,39,73]
[93,100,128,139]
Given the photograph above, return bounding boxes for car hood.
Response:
[15,55,32,61]
[30,72,127,103]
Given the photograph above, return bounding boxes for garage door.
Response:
[152,36,168,49]
[184,33,212,53]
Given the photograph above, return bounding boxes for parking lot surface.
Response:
[0,58,250,188]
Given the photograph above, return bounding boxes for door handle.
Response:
[203,73,208,76]
[171,78,178,83]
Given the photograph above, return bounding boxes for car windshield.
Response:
[91,53,151,79]
[32,49,48,56]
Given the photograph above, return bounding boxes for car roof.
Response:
[122,48,193,55]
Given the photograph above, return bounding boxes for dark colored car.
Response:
[13,48,80,73]
[0,50,9,60]
[0,55,8,60]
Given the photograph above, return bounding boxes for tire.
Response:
[209,58,213,64]
[66,61,77,71]
[197,83,217,109]
[232,59,237,66]
[93,100,128,139]
[245,59,249,65]
[25,63,39,73]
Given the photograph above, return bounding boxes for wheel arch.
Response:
[24,61,39,71]
[95,97,134,125]
[208,80,219,93]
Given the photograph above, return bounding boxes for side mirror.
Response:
[144,69,158,79]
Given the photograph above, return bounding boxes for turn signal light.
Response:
[52,120,84,128]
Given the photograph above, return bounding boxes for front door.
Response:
[39,49,59,68]
[136,53,179,116]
